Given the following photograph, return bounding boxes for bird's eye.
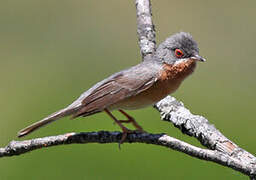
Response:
[174,49,184,58]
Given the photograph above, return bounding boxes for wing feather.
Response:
[72,63,160,118]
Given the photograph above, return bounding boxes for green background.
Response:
[0,0,255,179]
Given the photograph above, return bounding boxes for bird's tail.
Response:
[18,107,79,138]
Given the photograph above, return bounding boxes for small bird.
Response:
[18,32,205,143]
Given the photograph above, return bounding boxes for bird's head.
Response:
[154,32,205,65]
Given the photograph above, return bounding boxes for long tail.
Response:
[18,107,79,138]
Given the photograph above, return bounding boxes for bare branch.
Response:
[135,0,156,60]
[0,131,255,177]
[154,96,256,178]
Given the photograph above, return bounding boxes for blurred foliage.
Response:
[0,0,255,179]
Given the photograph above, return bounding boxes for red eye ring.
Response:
[175,49,184,58]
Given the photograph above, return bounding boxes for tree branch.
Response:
[135,0,156,60]
[0,131,255,177]
[154,96,256,178]
[1,0,255,179]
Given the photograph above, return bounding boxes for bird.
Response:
[18,32,205,144]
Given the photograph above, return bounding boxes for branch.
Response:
[135,0,156,60]
[1,131,255,177]
[154,96,256,178]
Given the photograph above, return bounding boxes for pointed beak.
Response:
[191,54,206,62]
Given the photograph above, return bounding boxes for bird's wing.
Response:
[72,63,160,118]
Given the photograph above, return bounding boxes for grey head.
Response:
[153,32,205,64]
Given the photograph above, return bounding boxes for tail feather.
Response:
[18,107,78,138]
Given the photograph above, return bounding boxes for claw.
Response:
[118,131,127,149]
[118,127,133,149]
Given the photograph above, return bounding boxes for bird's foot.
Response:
[118,110,145,132]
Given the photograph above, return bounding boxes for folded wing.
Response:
[72,63,160,118]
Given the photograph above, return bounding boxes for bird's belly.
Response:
[109,79,182,110]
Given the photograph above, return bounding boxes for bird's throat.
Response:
[161,59,197,81]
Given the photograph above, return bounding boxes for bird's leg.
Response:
[118,109,144,132]
[104,109,132,147]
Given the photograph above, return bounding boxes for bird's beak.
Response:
[191,54,206,62]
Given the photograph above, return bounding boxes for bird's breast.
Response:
[110,59,196,110]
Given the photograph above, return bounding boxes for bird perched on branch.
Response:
[18,32,205,145]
